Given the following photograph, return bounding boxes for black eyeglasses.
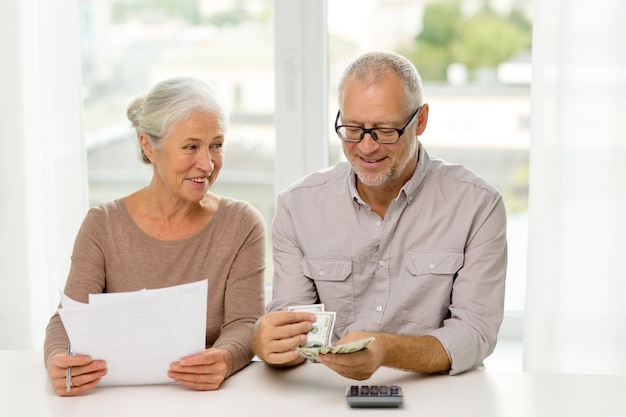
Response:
[334,106,422,144]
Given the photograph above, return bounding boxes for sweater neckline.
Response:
[114,197,228,246]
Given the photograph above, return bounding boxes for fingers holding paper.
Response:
[47,352,107,396]
[168,348,233,391]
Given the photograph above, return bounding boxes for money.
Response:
[296,336,376,360]
[302,311,336,348]
[287,303,325,312]
[287,304,374,360]
[288,304,334,347]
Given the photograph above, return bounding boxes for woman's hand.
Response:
[47,352,107,396]
[168,348,233,391]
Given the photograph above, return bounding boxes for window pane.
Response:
[80,0,275,284]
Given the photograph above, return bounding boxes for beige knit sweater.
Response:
[44,197,266,377]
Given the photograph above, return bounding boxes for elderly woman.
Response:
[44,77,266,396]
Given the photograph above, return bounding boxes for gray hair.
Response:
[337,51,424,114]
[127,77,227,164]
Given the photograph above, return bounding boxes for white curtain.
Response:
[524,1,626,374]
[0,0,87,350]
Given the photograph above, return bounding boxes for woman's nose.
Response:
[198,149,214,171]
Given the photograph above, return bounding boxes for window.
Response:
[81,0,531,340]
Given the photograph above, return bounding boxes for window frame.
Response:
[273,0,329,194]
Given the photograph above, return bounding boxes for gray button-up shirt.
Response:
[267,145,507,375]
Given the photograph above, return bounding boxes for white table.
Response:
[2,350,625,417]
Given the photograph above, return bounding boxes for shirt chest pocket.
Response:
[405,250,464,277]
[300,256,355,329]
[400,250,464,328]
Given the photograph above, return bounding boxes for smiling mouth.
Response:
[188,177,208,183]
[360,156,386,164]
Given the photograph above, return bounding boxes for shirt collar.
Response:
[402,144,431,204]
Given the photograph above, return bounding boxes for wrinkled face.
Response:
[141,111,225,204]
[339,72,421,189]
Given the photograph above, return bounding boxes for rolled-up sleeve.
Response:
[428,191,507,374]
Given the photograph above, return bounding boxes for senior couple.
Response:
[44,51,507,396]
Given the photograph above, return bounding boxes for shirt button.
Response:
[319,270,325,276]
[378,260,384,266]
[375,220,381,227]
[376,306,383,312]
[429,263,436,269]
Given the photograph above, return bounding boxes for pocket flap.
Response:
[301,256,352,282]
[405,250,464,276]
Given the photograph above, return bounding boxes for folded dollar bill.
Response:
[296,337,376,361]
[288,304,334,347]
[302,311,336,348]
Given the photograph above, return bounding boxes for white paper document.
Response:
[58,279,207,387]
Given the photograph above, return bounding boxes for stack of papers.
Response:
[58,279,207,386]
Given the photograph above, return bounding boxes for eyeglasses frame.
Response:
[334,106,422,144]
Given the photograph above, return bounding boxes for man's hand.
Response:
[252,311,316,367]
[319,332,451,379]
[317,331,384,380]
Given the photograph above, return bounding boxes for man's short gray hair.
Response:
[337,51,424,114]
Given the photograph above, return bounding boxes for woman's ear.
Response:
[139,133,154,163]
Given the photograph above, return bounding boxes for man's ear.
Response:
[139,133,155,163]
[416,103,429,136]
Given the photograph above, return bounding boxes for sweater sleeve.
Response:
[43,207,107,368]
[211,202,266,376]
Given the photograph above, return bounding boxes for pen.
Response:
[66,342,73,392]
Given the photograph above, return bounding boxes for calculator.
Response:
[345,385,403,408]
